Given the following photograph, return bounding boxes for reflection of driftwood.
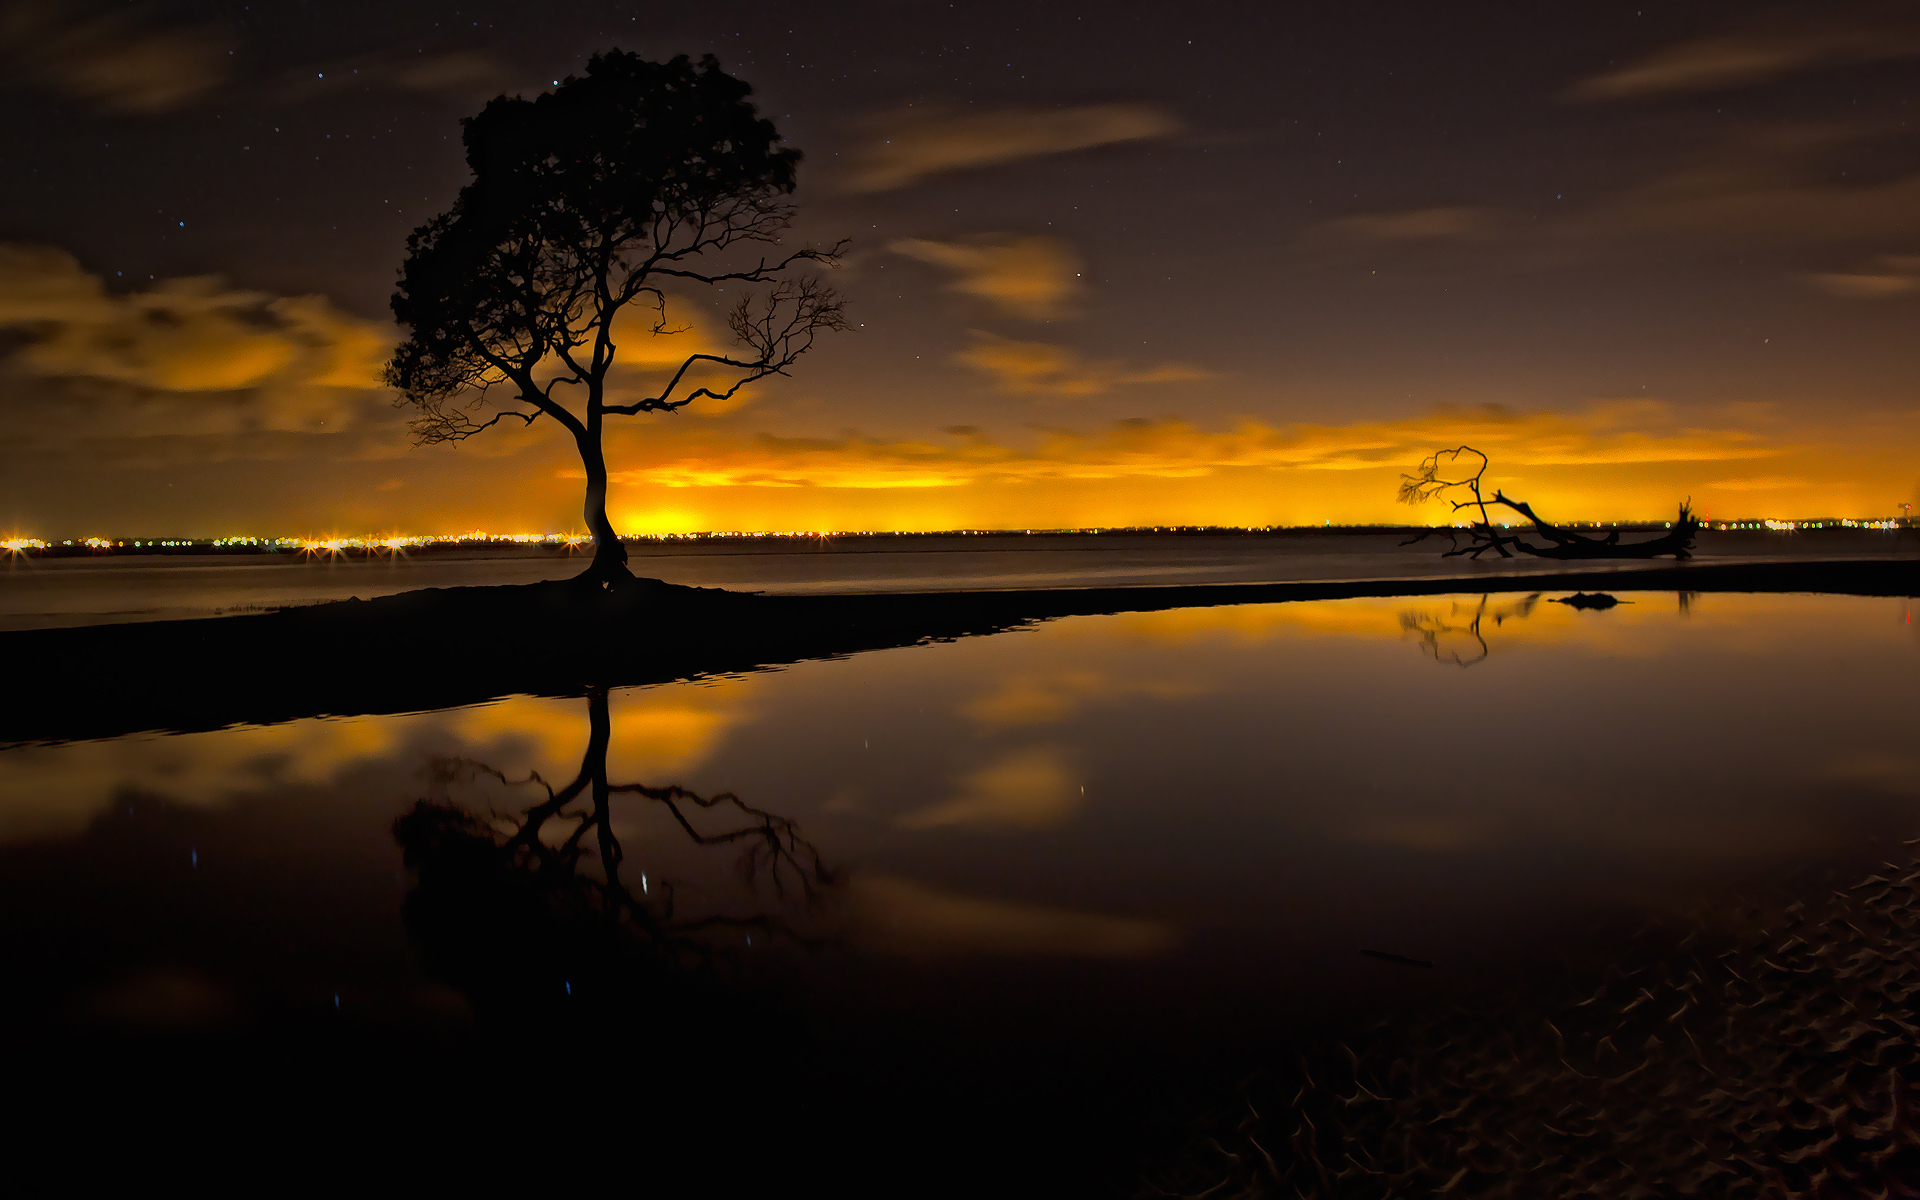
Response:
[393,687,835,1021]
[1400,445,1697,560]
[1553,592,1622,610]
[1399,593,1542,667]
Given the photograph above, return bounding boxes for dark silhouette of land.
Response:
[3,557,1916,745]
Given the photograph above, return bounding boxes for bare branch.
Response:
[1398,444,1698,560]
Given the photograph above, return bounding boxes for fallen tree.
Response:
[1398,445,1697,560]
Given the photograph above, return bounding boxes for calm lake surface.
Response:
[4,585,1918,1186]
[2,526,1911,629]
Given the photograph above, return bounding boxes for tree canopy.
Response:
[385,51,848,581]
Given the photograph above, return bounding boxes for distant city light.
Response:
[0,517,1910,555]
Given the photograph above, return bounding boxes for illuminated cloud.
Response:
[955,332,1208,396]
[599,401,1788,493]
[1704,476,1811,491]
[1565,13,1920,101]
[846,102,1180,192]
[1317,206,1501,242]
[0,0,227,114]
[888,235,1083,319]
[1804,255,1920,299]
[0,244,398,461]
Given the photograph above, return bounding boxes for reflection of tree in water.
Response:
[1398,593,1542,667]
[392,686,836,1022]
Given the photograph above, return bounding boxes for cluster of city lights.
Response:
[1,519,1912,556]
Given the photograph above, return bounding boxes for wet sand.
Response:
[1147,845,1920,1198]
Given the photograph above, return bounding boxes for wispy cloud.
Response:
[0,244,398,462]
[955,332,1208,396]
[0,0,228,114]
[1308,123,1920,260]
[1804,254,1920,298]
[889,235,1083,319]
[270,48,513,104]
[595,401,1789,492]
[1315,206,1504,243]
[1704,476,1810,491]
[1566,11,1920,101]
[845,102,1179,192]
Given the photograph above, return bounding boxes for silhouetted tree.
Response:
[1398,445,1696,560]
[385,51,849,584]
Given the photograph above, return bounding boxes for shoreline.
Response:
[5,556,1915,746]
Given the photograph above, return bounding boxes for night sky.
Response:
[2,0,1917,537]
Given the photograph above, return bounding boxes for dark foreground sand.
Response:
[1144,846,1920,1198]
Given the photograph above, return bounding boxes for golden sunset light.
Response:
[3,4,1917,1191]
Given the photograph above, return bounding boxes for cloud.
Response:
[889,236,1083,319]
[1566,14,1920,101]
[599,400,1791,492]
[0,0,227,114]
[1804,254,1920,298]
[1704,475,1810,491]
[846,102,1180,192]
[1314,125,1920,256]
[1593,124,1920,242]
[955,332,1208,396]
[898,746,1081,830]
[848,875,1176,959]
[0,244,398,462]
[1316,206,1503,243]
[271,49,513,103]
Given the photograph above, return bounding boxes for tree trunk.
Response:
[583,687,624,889]
[576,427,632,584]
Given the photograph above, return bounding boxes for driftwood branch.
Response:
[1398,445,1697,560]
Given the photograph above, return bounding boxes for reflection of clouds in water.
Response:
[849,875,1175,959]
[1344,814,1498,853]
[82,968,235,1028]
[1094,592,1887,662]
[1824,752,1920,796]
[898,745,1080,830]
[0,679,759,843]
[960,668,1204,728]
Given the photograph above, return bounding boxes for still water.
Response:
[3,526,1910,629]
[5,591,1918,1187]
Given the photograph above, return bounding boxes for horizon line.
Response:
[5,517,1914,552]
